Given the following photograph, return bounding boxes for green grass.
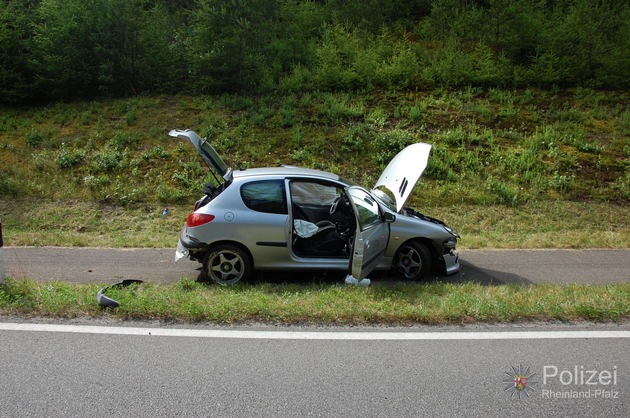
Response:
[1,199,627,249]
[1,279,628,324]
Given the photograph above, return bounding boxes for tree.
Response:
[189,0,281,92]
[547,0,630,86]
[30,0,183,99]
[0,0,37,102]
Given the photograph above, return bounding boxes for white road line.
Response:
[1,322,629,340]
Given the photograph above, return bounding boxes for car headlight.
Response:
[444,225,459,238]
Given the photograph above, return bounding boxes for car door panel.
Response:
[347,187,390,280]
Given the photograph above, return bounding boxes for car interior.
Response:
[290,181,356,258]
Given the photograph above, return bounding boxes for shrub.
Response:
[125,109,137,126]
[25,129,44,147]
[55,144,84,169]
[423,39,474,86]
[93,149,121,172]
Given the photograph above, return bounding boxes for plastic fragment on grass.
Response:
[96,279,144,308]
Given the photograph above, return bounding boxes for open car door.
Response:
[347,187,392,280]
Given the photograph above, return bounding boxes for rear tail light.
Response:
[187,213,215,227]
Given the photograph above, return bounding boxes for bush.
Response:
[423,39,474,86]
[93,149,121,172]
[56,144,84,169]
[25,129,44,147]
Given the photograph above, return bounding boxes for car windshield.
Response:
[340,175,396,212]
[371,188,397,212]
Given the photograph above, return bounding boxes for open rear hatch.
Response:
[169,129,232,183]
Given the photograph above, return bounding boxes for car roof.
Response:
[232,166,343,182]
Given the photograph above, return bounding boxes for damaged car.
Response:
[171,129,460,285]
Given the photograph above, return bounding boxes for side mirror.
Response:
[383,212,396,223]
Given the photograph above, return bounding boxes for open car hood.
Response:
[373,142,432,212]
[169,129,232,182]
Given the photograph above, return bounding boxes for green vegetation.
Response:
[1,0,629,103]
[2,1,628,251]
[1,279,628,324]
[1,90,628,249]
[1,90,628,206]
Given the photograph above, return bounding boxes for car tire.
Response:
[203,244,252,285]
[393,241,432,281]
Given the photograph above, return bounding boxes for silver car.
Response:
[171,129,460,284]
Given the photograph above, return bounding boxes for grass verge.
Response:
[1,199,628,249]
[1,279,628,325]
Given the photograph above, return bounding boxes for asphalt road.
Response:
[2,248,629,416]
[0,321,628,417]
[2,247,629,285]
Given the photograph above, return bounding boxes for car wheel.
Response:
[203,244,252,285]
[393,241,432,280]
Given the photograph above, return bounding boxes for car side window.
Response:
[290,182,339,205]
[240,180,288,214]
[348,188,381,230]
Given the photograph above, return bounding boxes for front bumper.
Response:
[443,251,460,275]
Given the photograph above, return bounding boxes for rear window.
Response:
[240,180,287,214]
